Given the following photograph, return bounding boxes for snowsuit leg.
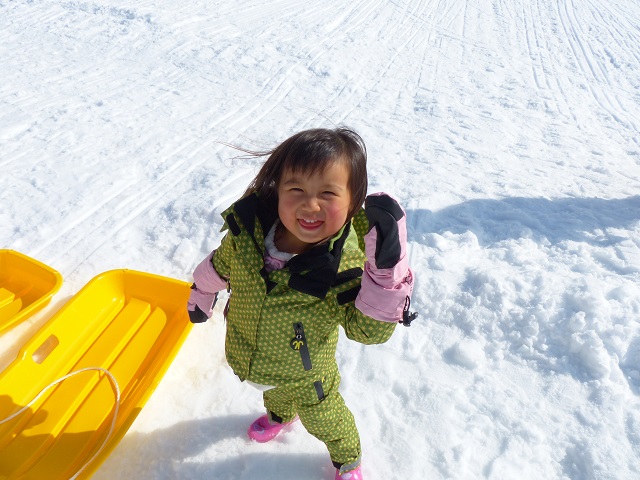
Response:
[262,369,361,469]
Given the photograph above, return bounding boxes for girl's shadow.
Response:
[94,413,328,479]
[408,195,640,247]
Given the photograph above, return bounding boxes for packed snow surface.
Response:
[2,0,640,479]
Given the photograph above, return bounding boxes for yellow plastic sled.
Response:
[0,269,193,479]
[0,250,63,335]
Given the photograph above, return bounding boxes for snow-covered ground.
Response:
[2,0,640,478]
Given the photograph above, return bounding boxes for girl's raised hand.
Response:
[355,193,415,324]
[363,193,407,271]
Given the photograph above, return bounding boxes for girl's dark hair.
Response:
[240,127,368,221]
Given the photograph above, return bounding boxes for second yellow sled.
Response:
[0,269,193,479]
[0,250,63,334]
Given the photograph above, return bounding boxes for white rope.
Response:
[0,367,121,480]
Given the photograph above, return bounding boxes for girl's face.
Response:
[276,160,351,253]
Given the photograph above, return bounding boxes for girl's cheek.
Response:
[327,200,349,214]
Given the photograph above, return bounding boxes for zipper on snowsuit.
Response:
[290,322,312,371]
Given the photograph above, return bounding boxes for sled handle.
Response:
[31,335,60,364]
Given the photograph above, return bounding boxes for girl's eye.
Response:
[323,191,337,196]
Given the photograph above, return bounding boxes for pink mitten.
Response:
[187,250,228,323]
[355,193,417,325]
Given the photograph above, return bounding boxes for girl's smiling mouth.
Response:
[298,218,323,229]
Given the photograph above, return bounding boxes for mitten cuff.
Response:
[187,287,218,321]
[355,266,414,322]
[193,250,228,293]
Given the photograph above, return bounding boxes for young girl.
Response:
[187,127,415,480]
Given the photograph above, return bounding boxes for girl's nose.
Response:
[304,195,320,211]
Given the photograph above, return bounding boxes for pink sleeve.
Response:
[193,250,228,293]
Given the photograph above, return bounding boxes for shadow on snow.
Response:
[96,413,328,480]
[407,195,640,247]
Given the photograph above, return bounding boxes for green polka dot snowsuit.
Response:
[212,194,396,468]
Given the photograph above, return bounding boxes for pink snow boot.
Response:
[335,465,363,480]
[247,414,297,443]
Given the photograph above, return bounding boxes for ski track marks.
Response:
[555,0,639,141]
[3,0,639,273]
[0,2,233,274]
[2,1,638,265]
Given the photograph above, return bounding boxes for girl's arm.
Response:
[187,232,234,323]
[341,303,398,345]
[340,193,415,343]
[355,193,414,325]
